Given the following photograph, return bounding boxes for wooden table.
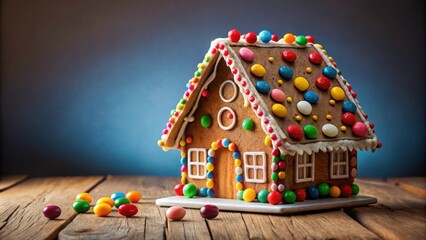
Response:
[0,176,425,239]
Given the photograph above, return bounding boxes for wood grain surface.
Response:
[0,175,28,191]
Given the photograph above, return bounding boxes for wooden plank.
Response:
[207,211,249,240]
[387,177,426,197]
[59,176,177,240]
[347,179,426,239]
[242,210,379,239]
[0,175,28,191]
[162,208,211,240]
[0,176,104,240]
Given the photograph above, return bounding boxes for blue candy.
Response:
[207,157,214,163]
[233,151,240,159]
[236,175,244,182]
[342,100,357,113]
[222,138,230,147]
[306,186,319,199]
[322,66,337,79]
[180,157,187,165]
[207,188,214,197]
[206,171,214,179]
[258,30,271,43]
[199,187,208,197]
[304,91,319,104]
[111,192,126,201]
[279,66,293,80]
[255,81,271,94]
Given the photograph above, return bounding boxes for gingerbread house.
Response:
[158,30,381,204]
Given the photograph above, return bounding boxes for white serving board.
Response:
[156,195,377,214]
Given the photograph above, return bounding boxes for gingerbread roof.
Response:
[158,30,380,155]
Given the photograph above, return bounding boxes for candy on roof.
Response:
[158,29,380,155]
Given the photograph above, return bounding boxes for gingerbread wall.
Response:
[184,58,273,199]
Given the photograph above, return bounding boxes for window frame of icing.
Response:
[187,148,207,179]
[295,153,315,183]
[330,150,349,179]
[243,152,267,183]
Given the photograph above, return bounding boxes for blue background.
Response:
[1,0,424,178]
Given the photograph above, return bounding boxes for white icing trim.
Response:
[219,80,238,103]
[187,148,207,179]
[243,152,267,183]
[217,106,237,131]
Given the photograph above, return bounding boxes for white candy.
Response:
[296,101,312,115]
[322,124,338,137]
[235,167,243,175]
[278,184,285,192]
[208,149,215,157]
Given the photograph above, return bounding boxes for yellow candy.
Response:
[277,79,283,85]
[330,87,345,101]
[315,43,323,49]
[341,126,347,131]
[243,188,256,202]
[329,99,336,105]
[326,114,333,120]
[250,64,266,77]
[294,77,309,91]
[180,177,186,184]
[278,171,286,179]
[306,67,312,73]
[76,193,92,204]
[162,146,169,152]
[234,159,241,167]
[96,197,114,207]
[179,140,186,147]
[312,115,318,121]
[206,179,214,188]
[236,182,243,190]
[181,172,187,178]
[322,49,327,54]
[272,104,288,118]
[283,33,295,43]
[264,136,272,147]
[206,163,214,172]
[330,186,341,198]
[295,115,302,121]
[268,57,274,63]
[181,151,186,158]
[328,57,333,61]
[94,203,112,217]
[157,140,164,147]
[211,142,218,150]
[286,97,293,103]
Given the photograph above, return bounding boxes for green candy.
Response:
[295,35,308,45]
[303,125,318,139]
[114,197,131,208]
[352,184,360,195]
[280,153,287,160]
[237,190,244,200]
[317,183,330,197]
[257,189,270,203]
[242,118,254,130]
[200,114,212,128]
[273,156,280,163]
[73,199,90,213]
[205,56,211,63]
[271,172,278,181]
[183,183,197,198]
[180,99,186,105]
[283,190,296,204]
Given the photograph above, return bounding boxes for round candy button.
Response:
[281,50,297,62]
[270,89,286,102]
[94,203,112,217]
[126,191,142,203]
[73,200,90,213]
[114,197,131,208]
[200,204,219,219]
[43,205,61,219]
[239,47,254,62]
[118,204,138,217]
[166,206,186,220]
[287,124,303,140]
[309,52,322,65]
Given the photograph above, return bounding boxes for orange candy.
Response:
[283,33,295,44]
[126,191,142,203]
[76,192,92,204]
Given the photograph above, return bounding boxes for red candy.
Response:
[43,205,61,219]
[340,184,353,197]
[287,124,303,140]
[281,50,297,62]
[352,122,368,137]
[294,189,307,202]
[306,35,315,43]
[309,52,322,65]
[342,112,357,126]
[271,34,279,42]
[315,76,331,90]
[228,29,240,42]
[278,161,286,170]
[174,184,185,196]
[267,191,282,205]
[245,32,257,44]
[118,204,138,217]
[200,204,219,219]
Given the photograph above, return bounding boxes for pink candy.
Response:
[270,89,286,102]
[352,122,368,137]
[239,47,254,62]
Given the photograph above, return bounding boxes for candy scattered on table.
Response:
[94,203,112,217]
[126,191,142,203]
[96,197,115,207]
[111,192,126,201]
[118,204,138,218]
[43,205,61,219]
[166,206,186,220]
[200,204,219,219]
[114,197,131,208]
[73,199,90,213]
[76,192,92,204]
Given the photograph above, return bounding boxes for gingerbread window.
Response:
[187,148,207,179]
[295,153,315,183]
[243,152,266,183]
[330,151,349,179]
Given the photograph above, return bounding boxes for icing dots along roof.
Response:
[158,29,381,155]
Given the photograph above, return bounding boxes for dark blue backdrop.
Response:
[1,0,425,178]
